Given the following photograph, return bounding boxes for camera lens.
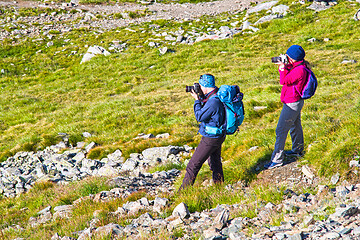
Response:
[271,57,281,63]
[185,86,194,92]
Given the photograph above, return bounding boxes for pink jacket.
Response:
[279,61,308,103]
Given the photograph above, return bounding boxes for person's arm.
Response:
[194,101,213,122]
[279,66,306,86]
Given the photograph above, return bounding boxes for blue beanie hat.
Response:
[286,45,305,61]
[199,74,215,88]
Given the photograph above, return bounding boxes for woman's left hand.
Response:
[278,63,285,71]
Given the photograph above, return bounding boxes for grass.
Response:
[1,0,360,238]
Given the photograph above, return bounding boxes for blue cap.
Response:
[199,74,215,88]
[286,45,305,61]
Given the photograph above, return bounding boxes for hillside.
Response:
[0,0,360,239]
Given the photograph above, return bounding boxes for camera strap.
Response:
[201,88,219,103]
[287,60,305,72]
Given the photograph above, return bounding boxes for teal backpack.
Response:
[217,85,245,135]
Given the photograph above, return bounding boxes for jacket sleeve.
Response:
[193,100,214,122]
[279,67,307,86]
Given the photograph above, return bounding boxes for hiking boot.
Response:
[264,161,283,169]
[284,150,304,157]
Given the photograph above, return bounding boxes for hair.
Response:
[304,60,311,70]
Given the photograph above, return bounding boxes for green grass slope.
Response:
[0,0,360,237]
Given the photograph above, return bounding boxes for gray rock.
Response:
[142,146,184,164]
[81,158,101,169]
[287,233,302,240]
[242,21,259,32]
[307,3,332,11]
[165,35,176,41]
[85,142,97,153]
[107,150,123,163]
[132,213,154,227]
[159,47,168,55]
[123,201,144,215]
[354,9,360,21]
[302,165,315,179]
[353,226,360,235]
[153,197,168,212]
[51,233,61,240]
[176,35,184,43]
[336,185,350,198]
[96,165,119,176]
[121,159,138,172]
[341,59,357,64]
[349,160,360,167]
[330,173,340,185]
[38,206,52,215]
[338,228,352,235]
[213,209,230,230]
[274,232,287,240]
[229,232,247,240]
[156,133,170,139]
[247,1,278,14]
[302,215,315,226]
[94,223,124,237]
[272,4,289,14]
[255,14,281,25]
[72,152,85,163]
[148,42,158,47]
[172,202,190,219]
[322,232,340,239]
[82,132,92,138]
[135,133,155,139]
[54,205,73,212]
[330,205,358,218]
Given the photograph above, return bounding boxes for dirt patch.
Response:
[250,157,317,191]
[0,0,266,18]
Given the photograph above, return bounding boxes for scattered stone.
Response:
[242,21,259,32]
[155,133,170,139]
[94,223,124,238]
[341,59,357,64]
[172,202,190,219]
[134,133,155,139]
[253,106,267,111]
[159,47,168,55]
[249,146,259,152]
[80,45,111,64]
[302,165,315,179]
[330,172,340,185]
[350,160,360,167]
[307,2,332,11]
[247,1,278,14]
[354,9,360,21]
[307,37,318,42]
[82,132,92,138]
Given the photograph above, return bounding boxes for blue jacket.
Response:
[194,92,225,138]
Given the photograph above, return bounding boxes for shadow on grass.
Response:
[242,151,300,185]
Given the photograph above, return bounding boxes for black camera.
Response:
[271,54,288,64]
[186,83,205,100]
[186,82,201,93]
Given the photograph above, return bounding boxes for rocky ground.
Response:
[1,133,360,239]
[0,0,264,40]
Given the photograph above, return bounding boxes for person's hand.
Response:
[278,62,285,71]
[190,90,199,100]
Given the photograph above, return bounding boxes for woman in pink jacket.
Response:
[265,45,310,169]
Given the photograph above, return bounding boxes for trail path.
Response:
[0,0,267,21]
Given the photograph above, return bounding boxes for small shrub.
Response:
[31,181,55,192]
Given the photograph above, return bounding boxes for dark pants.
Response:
[180,135,226,190]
